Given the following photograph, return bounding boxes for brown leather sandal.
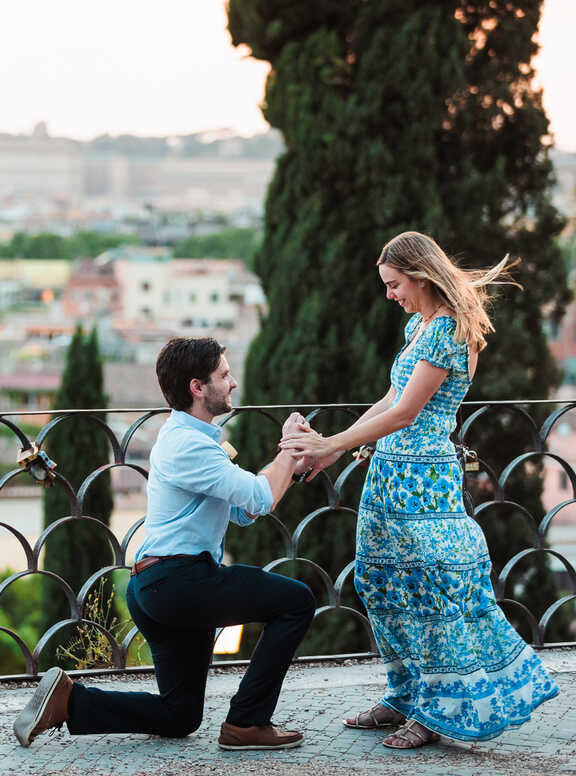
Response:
[383,719,440,749]
[343,704,406,729]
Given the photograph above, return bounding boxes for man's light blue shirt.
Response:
[136,410,274,564]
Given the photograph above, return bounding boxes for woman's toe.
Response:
[384,734,407,747]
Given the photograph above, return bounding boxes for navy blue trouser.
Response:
[67,553,315,736]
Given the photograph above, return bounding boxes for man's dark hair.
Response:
[156,337,224,410]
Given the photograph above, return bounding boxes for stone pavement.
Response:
[1,651,575,776]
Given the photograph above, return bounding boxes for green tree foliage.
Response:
[0,231,138,259]
[41,327,114,666]
[0,570,42,675]
[226,0,571,655]
[172,227,262,270]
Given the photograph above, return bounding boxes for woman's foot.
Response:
[383,718,440,749]
[344,704,405,729]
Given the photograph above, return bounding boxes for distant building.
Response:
[83,155,274,214]
[0,260,72,302]
[542,422,576,525]
[62,259,121,319]
[546,298,576,386]
[0,131,83,202]
[0,371,60,426]
[0,126,280,236]
[0,279,23,309]
[111,248,265,329]
[551,150,576,230]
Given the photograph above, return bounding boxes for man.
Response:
[14,337,315,751]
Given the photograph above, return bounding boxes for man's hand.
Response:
[303,450,343,481]
[281,413,316,479]
[282,412,310,437]
[293,454,316,476]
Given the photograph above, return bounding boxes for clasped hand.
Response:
[279,413,341,480]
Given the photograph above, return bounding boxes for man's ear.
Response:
[189,378,205,400]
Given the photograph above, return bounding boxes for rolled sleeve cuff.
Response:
[252,473,274,515]
[230,506,256,526]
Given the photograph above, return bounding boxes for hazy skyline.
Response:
[2,0,574,150]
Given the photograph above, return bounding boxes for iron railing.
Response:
[0,400,575,680]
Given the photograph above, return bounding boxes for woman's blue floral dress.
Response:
[354,314,558,741]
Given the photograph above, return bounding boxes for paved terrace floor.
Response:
[1,650,575,776]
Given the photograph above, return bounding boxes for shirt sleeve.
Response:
[420,318,467,374]
[229,506,258,526]
[156,432,274,515]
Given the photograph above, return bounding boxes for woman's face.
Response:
[379,265,421,314]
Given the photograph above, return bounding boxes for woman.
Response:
[280,231,558,749]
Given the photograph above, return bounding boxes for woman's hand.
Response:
[280,429,338,459]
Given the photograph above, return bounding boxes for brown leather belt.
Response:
[130,554,200,576]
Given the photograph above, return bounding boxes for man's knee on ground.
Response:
[162,709,203,738]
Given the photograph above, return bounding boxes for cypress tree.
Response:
[226,0,571,654]
[41,327,114,665]
[430,1,571,641]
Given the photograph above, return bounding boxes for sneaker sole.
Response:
[218,739,303,750]
[13,667,63,748]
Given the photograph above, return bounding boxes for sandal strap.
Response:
[349,704,406,728]
[394,720,429,745]
[371,705,403,725]
[370,705,387,725]
[369,708,380,726]
[397,729,426,745]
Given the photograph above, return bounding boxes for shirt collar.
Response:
[170,409,222,442]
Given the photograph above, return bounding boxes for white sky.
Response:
[1,0,574,150]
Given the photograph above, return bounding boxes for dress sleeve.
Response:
[421,317,468,374]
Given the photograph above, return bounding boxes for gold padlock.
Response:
[464,448,480,472]
[17,442,39,468]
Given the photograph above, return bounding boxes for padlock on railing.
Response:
[352,444,376,466]
[17,442,57,487]
[462,446,480,472]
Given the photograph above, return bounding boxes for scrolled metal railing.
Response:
[0,399,575,680]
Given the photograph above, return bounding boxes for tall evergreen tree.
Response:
[226,0,571,655]
[41,327,114,665]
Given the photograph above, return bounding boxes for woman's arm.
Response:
[294,386,397,480]
[280,361,448,458]
[348,385,397,431]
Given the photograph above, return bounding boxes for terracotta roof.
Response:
[0,374,60,392]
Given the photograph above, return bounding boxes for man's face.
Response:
[204,355,238,416]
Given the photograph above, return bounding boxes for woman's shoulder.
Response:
[427,314,460,338]
[432,314,456,328]
[424,315,467,352]
[427,315,470,362]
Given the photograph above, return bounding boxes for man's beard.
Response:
[204,386,231,417]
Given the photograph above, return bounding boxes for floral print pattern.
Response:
[354,315,558,741]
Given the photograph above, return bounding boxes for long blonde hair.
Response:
[377,231,522,352]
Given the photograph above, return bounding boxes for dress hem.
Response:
[381,687,559,742]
